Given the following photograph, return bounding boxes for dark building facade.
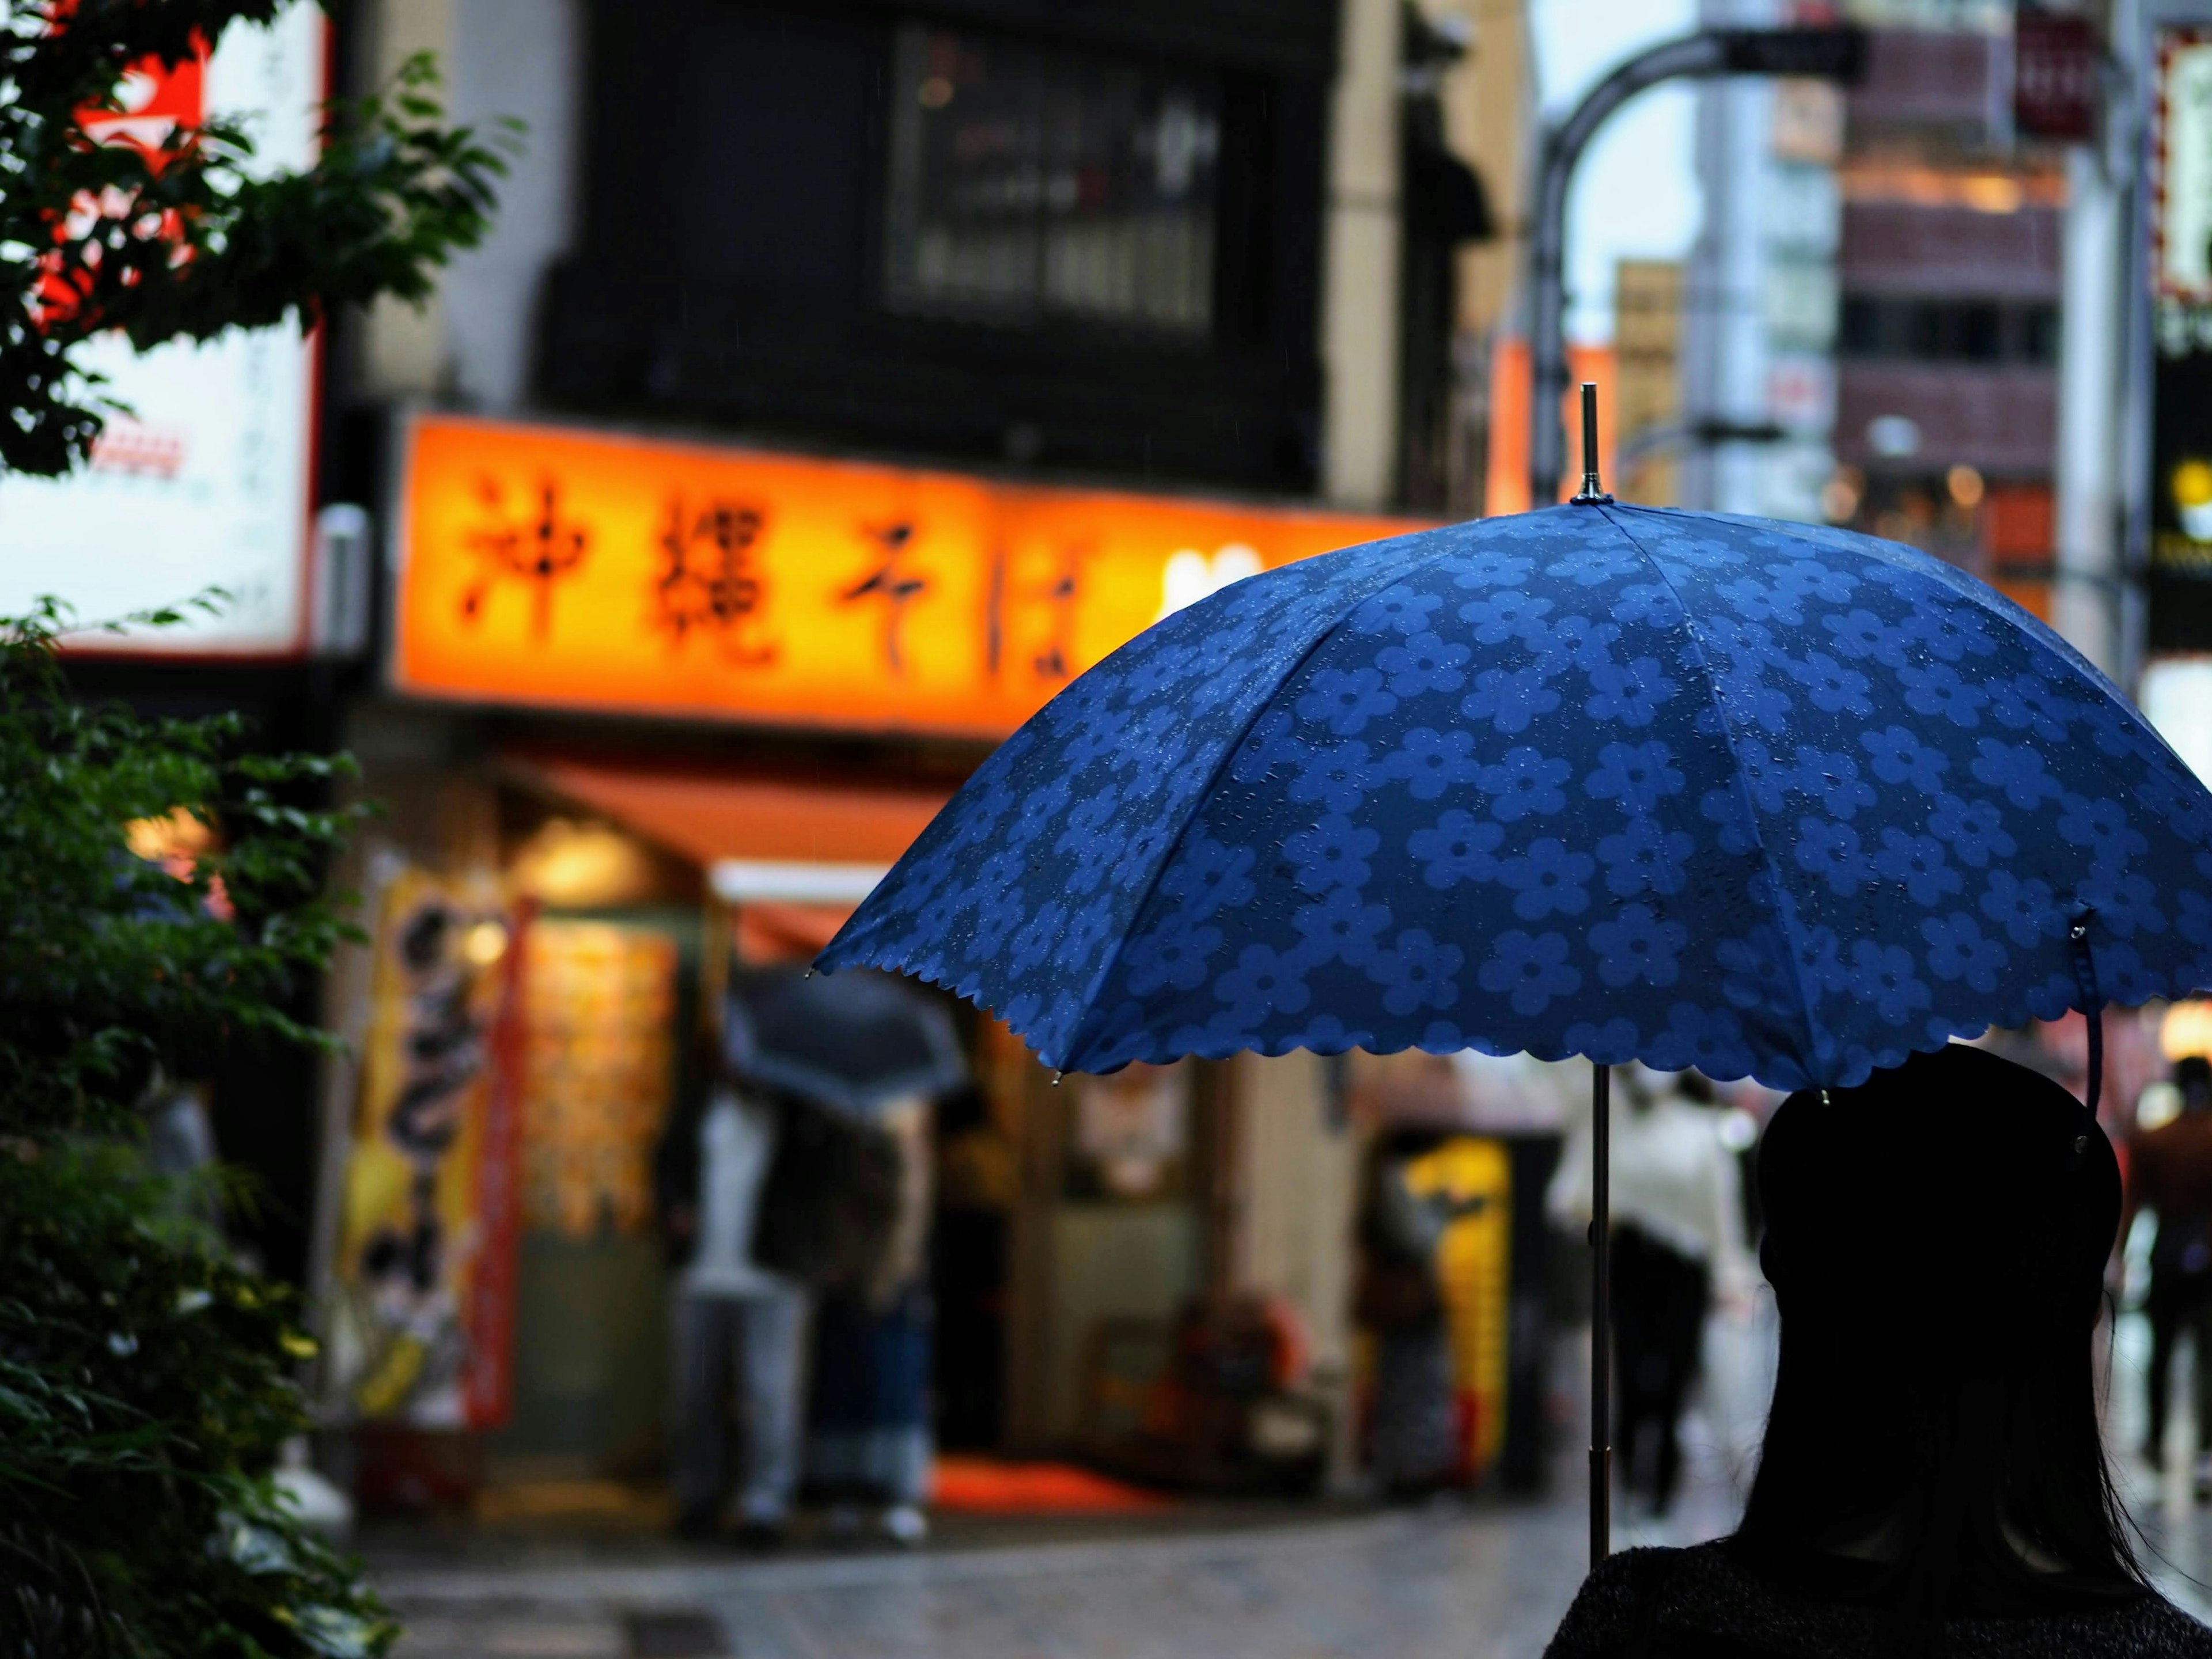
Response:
[536,0,1338,494]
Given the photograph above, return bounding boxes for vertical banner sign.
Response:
[329,872,522,1429]
[0,5,324,656]
[2150,28,2212,650]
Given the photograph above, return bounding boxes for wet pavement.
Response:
[369,1297,2212,1659]
[2107,1306,2212,1620]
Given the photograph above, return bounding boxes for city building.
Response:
[1613,259,1688,506]
[1681,0,1846,527]
[1681,0,2065,623]
[287,0,1529,1509]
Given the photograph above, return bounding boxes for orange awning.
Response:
[503,750,953,872]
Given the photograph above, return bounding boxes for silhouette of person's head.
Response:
[1735,1043,2142,1616]
[2176,1054,2212,1113]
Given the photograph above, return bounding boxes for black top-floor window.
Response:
[544,0,1336,495]
[884,24,1222,335]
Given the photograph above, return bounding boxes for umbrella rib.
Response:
[1645,504,2184,779]
[1057,526,1495,1072]
[1626,508,2209,1039]
[1595,505,1831,1076]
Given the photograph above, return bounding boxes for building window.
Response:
[1839,297,2059,366]
[884,24,1222,336]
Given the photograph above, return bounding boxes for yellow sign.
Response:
[329,870,510,1426]
[1401,1136,1513,1479]
[393,414,1422,737]
[2164,999,2212,1060]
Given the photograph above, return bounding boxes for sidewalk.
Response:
[366,1301,2212,1659]
[368,1309,1770,1659]
[376,1502,1589,1659]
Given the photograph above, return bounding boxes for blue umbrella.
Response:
[819,413,2212,1555]
[823,536,2212,1085]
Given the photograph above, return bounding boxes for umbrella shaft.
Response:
[1590,1060,1612,1567]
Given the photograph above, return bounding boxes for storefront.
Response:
[316,411,1418,1503]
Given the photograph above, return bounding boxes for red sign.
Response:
[79,51,206,158]
[2014,10,2100,143]
[39,44,207,322]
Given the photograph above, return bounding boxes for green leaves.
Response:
[0,601,372,1140]
[0,12,516,476]
[0,1148,397,1658]
[0,4,506,1646]
[0,605,386,1655]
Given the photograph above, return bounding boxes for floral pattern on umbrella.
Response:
[821,505,2212,1090]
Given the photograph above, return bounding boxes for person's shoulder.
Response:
[1955,1592,2212,1659]
[1542,1546,1699,1658]
[2106,1593,2212,1656]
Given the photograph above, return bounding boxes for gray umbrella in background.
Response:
[725,966,967,1118]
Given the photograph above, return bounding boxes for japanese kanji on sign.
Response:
[392,414,1422,738]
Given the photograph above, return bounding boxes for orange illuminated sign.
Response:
[393,414,1425,737]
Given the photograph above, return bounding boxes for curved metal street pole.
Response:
[1529,34,1730,507]
[1528,29,1867,510]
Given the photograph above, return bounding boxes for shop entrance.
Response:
[492,804,709,1483]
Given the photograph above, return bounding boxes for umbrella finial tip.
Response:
[1052,1070,1065,1087]
[1570,381,1613,506]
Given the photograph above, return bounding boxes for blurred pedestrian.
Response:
[806,1090,937,1547]
[703,968,964,1548]
[2125,1054,2212,1488]
[1550,1065,1752,1518]
[1356,1127,1476,1499]
[657,1031,810,1547]
[932,1084,1017,1449]
[1546,1044,2205,1657]
[142,1069,228,1245]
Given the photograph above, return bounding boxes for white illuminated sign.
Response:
[0,5,323,656]
[2141,656,2212,790]
[2158,32,2212,305]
